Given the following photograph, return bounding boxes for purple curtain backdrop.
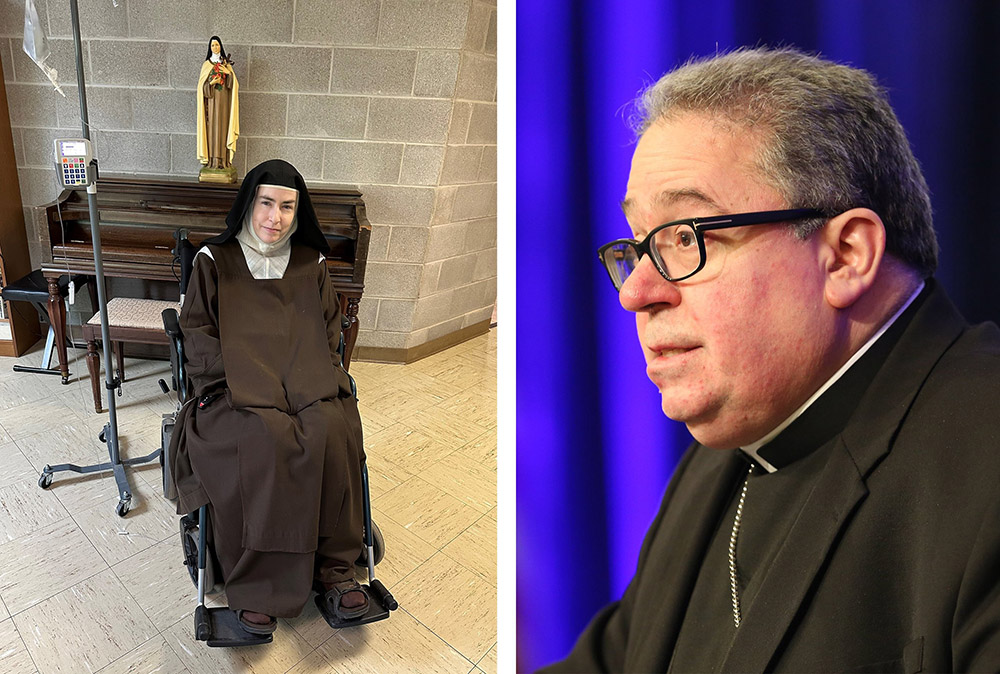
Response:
[516,1,1000,671]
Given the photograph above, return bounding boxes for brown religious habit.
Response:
[168,240,364,618]
[203,70,232,169]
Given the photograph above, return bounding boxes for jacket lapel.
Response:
[629,448,747,672]
[721,440,867,672]
[722,283,967,672]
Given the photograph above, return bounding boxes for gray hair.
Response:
[634,47,937,277]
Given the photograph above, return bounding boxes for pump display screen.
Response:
[54,138,93,187]
[59,140,88,157]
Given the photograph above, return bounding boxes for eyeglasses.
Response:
[597,208,826,290]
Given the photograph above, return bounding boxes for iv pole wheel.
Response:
[116,497,131,517]
[38,469,53,489]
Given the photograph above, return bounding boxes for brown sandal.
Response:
[236,609,277,635]
[321,579,369,620]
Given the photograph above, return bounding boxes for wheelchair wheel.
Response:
[355,521,385,568]
[179,513,220,593]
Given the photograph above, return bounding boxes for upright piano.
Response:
[37,176,371,381]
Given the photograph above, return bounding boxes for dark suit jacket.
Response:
[544,283,1000,673]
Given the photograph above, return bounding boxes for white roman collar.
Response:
[741,281,926,473]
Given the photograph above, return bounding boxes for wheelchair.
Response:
[157,241,396,647]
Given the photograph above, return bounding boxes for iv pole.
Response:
[37,0,161,517]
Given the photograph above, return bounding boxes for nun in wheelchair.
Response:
[167,159,369,636]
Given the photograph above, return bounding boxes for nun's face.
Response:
[210,39,221,55]
[251,185,297,244]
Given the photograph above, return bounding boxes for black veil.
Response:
[203,159,329,254]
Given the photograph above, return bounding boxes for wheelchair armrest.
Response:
[162,308,181,337]
[161,308,189,403]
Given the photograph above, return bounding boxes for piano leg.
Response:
[86,339,102,413]
[45,275,70,384]
[344,296,360,371]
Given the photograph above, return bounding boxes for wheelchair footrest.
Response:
[196,605,273,647]
[314,582,393,629]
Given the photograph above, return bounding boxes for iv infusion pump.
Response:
[53,138,95,188]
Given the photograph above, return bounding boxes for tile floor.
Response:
[0,329,497,673]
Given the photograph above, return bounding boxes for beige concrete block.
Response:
[10,123,25,167]
[330,47,416,95]
[294,0,379,45]
[426,221,468,261]
[2,39,13,80]
[9,37,76,84]
[361,184,435,225]
[169,134,201,175]
[467,102,496,143]
[89,41,169,86]
[6,83,57,127]
[127,0,210,40]
[239,92,288,136]
[448,101,473,143]
[466,216,497,250]
[0,1,47,38]
[20,127,77,167]
[55,85,133,131]
[473,247,496,281]
[463,304,494,328]
[419,260,442,295]
[378,0,470,48]
[400,144,444,186]
[210,0,296,43]
[414,49,460,98]
[92,129,170,173]
[166,41,206,89]
[367,222,390,261]
[455,52,496,101]
[322,140,403,184]
[452,279,490,314]
[438,252,478,290]
[245,136,324,179]
[287,93,367,138]
[441,144,484,185]
[453,182,496,221]
[432,185,457,224]
[367,97,451,143]
[364,261,422,298]
[356,295,378,330]
[356,328,407,349]
[479,144,497,181]
[386,225,429,263]
[406,327,430,349]
[485,8,497,54]
[247,45,332,93]
[47,0,128,37]
[132,88,194,133]
[376,298,415,332]
[427,314,465,340]
[464,2,492,51]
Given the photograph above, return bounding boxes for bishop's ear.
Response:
[819,208,886,309]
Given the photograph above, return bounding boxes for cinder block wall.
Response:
[0,0,496,359]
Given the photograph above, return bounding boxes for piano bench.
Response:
[83,297,180,413]
[1,271,93,379]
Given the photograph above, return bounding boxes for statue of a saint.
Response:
[197,36,239,183]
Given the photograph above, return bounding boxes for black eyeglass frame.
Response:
[597,208,826,289]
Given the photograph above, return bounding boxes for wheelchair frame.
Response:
[159,288,396,647]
